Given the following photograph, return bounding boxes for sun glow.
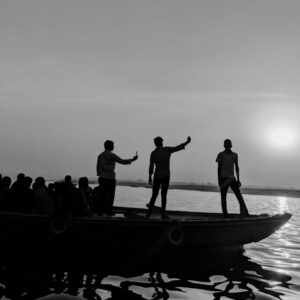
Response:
[278,196,288,214]
[266,126,296,150]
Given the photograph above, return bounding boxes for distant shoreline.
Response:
[115,180,300,199]
[48,178,300,199]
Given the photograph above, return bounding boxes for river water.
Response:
[0,186,299,300]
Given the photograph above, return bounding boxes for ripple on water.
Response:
[0,187,300,299]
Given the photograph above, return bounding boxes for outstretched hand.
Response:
[187,136,191,143]
[132,151,138,161]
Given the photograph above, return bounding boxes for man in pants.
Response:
[147,136,191,219]
[216,139,249,218]
[96,140,138,215]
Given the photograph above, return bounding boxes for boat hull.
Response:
[0,208,291,253]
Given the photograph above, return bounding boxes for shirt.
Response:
[97,150,132,179]
[216,150,238,178]
[149,144,185,179]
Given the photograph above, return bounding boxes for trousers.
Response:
[219,177,249,216]
[148,176,170,216]
[98,177,116,215]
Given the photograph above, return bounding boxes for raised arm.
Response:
[113,152,138,165]
[184,136,192,146]
[170,136,192,153]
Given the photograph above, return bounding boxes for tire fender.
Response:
[49,217,68,235]
[167,225,185,246]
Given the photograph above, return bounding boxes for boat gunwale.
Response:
[0,210,292,226]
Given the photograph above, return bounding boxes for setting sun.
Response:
[267,126,296,149]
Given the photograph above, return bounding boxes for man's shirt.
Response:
[97,150,132,179]
[149,144,185,179]
[216,150,238,178]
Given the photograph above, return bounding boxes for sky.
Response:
[0,0,300,188]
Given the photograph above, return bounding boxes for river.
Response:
[0,185,299,299]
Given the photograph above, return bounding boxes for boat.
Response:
[0,207,291,253]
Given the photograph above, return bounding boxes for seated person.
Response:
[32,177,54,215]
[72,177,93,216]
[0,176,12,211]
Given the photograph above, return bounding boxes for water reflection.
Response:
[277,196,288,214]
[0,248,293,300]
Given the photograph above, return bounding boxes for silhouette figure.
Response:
[147,136,191,219]
[10,173,26,210]
[216,139,249,217]
[60,175,77,214]
[72,177,94,216]
[32,177,53,215]
[21,176,36,213]
[93,177,102,215]
[0,176,12,211]
[96,140,138,215]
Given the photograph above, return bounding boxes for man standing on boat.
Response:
[146,136,191,219]
[216,139,249,218]
[97,140,138,215]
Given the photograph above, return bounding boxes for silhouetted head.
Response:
[104,140,114,151]
[34,177,46,189]
[64,175,72,184]
[24,176,33,188]
[53,181,64,194]
[224,139,232,150]
[79,177,89,189]
[1,176,11,188]
[48,182,54,191]
[154,136,163,147]
[17,173,25,182]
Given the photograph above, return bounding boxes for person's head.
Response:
[64,175,72,184]
[48,182,54,191]
[24,176,33,188]
[224,139,232,150]
[1,176,11,188]
[17,173,25,182]
[104,140,114,151]
[154,136,163,147]
[79,177,89,189]
[34,177,46,189]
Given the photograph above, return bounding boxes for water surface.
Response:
[0,186,299,299]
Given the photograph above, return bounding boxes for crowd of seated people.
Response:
[0,173,99,216]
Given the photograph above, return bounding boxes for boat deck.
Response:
[103,206,269,222]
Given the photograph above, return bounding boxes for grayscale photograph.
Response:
[0,1,299,299]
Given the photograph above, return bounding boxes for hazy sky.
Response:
[1,0,300,188]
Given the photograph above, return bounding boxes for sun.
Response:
[267,126,296,149]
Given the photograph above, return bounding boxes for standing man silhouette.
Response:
[97,140,138,215]
[216,139,249,218]
[147,136,191,219]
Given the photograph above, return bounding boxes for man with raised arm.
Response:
[146,136,191,219]
[97,140,138,215]
[216,139,249,218]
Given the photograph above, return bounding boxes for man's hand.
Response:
[187,136,191,143]
[237,180,242,187]
[132,151,138,161]
[148,175,152,185]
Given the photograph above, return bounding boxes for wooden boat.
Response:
[0,207,291,253]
